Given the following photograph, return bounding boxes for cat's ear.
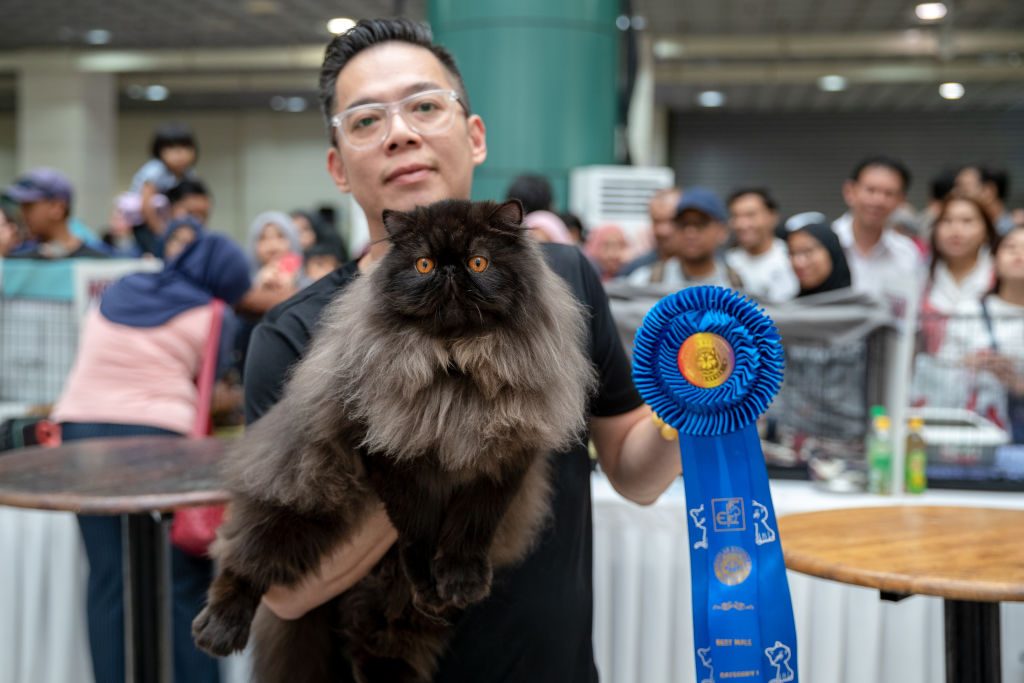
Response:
[489,199,524,228]
[381,209,411,237]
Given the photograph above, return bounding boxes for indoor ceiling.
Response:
[0,0,1020,112]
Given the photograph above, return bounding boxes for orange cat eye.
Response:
[467,256,489,273]
[415,257,435,274]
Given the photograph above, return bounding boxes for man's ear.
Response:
[467,114,487,168]
[490,199,524,228]
[841,179,855,208]
[327,146,350,193]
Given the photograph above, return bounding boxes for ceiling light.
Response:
[697,91,725,108]
[270,96,287,111]
[631,16,648,31]
[327,17,356,35]
[144,85,169,102]
[84,29,111,45]
[915,3,948,21]
[652,40,685,60]
[615,15,631,31]
[938,82,964,100]
[285,97,307,113]
[818,75,848,92]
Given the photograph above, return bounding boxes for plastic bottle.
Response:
[867,411,892,495]
[905,417,928,494]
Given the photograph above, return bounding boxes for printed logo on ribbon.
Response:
[765,641,795,683]
[713,546,752,586]
[752,499,777,546]
[678,333,735,389]
[689,505,709,550]
[697,647,714,683]
[712,497,746,532]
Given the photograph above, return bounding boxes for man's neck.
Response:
[851,217,884,255]
[1000,282,1024,307]
[743,237,774,257]
[42,224,79,250]
[358,229,391,272]
[680,256,716,279]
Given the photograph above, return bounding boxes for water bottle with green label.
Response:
[867,408,892,495]
[905,416,928,494]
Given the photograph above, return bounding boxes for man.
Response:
[618,186,680,277]
[832,156,920,296]
[956,164,1015,235]
[166,179,213,227]
[244,18,680,682]
[725,188,798,302]
[3,168,108,259]
[626,186,736,288]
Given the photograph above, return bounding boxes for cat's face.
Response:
[374,199,535,336]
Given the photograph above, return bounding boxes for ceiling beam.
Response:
[655,60,1024,85]
[652,30,1024,60]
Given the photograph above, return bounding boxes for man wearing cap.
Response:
[625,186,737,288]
[3,168,108,259]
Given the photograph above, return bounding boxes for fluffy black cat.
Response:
[191,199,596,682]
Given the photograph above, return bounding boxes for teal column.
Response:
[429,0,620,210]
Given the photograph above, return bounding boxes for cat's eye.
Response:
[415,257,435,274]
[467,256,489,273]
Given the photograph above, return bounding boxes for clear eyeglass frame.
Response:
[330,89,465,150]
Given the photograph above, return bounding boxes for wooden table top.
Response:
[0,436,229,515]
[779,506,1024,603]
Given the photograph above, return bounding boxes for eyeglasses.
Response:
[330,89,466,150]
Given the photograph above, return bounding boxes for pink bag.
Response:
[170,299,227,557]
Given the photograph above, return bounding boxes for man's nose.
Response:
[385,111,421,150]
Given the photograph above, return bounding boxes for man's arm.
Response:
[591,407,681,506]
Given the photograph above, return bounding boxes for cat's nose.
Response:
[443,264,456,276]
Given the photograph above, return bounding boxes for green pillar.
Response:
[429,0,620,211]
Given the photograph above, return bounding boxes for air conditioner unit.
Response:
[568,165,674,245]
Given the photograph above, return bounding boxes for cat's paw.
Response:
[192,602,252,657]
[410,581,450,621]
[433,554,492,610]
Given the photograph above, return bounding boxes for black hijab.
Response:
[787,222,852,297]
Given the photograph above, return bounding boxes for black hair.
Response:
[166,179,210,205]
[929,168,958,202]
[151,123,198,161]
[505,174,553,215]
[849,155,912,193]
[560,211,586,242]
[318,18,471,145]
[727,187,778,212]
[962,164,1010,201]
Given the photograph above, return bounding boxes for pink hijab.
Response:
[523,210,574,245]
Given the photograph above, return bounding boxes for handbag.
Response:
[170,299,227,557]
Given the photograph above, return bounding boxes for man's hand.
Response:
[261,504,398,620]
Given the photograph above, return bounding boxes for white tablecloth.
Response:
[593,475,1024,683]
[2,476,1022,683]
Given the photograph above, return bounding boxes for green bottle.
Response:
[867,413,892,495]
[905,417,928,494]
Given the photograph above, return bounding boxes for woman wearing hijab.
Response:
[785,221,852,297]
[51,233,251,683]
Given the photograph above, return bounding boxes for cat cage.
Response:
[760,291,897,476]
[910,306,1022,484]
[0,258,159,409]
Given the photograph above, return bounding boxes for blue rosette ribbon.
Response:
[633,286,798,683]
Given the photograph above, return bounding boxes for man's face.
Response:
[19,199,65,240]
[955,167,984,200]
[842,165,905,232]
[671,209,726,263]
[729,193,777,252]
[326,42,487,233]
[649,192,681,256]
[171,194,211,225]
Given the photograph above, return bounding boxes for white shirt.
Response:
[725,239,799,303]
[926,249,994,315]
[832,213,923,297]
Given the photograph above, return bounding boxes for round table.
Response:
[779,506,1024,683]
[0,436,229,683]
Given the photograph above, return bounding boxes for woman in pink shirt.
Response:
[52,231,250,683]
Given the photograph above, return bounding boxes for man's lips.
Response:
[385,164,433,184]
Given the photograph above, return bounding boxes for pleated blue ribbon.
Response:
[633,286,798,683]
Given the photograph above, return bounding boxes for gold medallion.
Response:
[714,546,752,586]
[678,333,734,389]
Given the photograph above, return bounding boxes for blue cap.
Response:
[4,168,74,205]
[676,187,727,223]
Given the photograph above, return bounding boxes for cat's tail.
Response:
[248,601,345,683]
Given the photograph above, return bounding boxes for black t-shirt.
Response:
[7,241,111,259]
[244,243,642,682]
